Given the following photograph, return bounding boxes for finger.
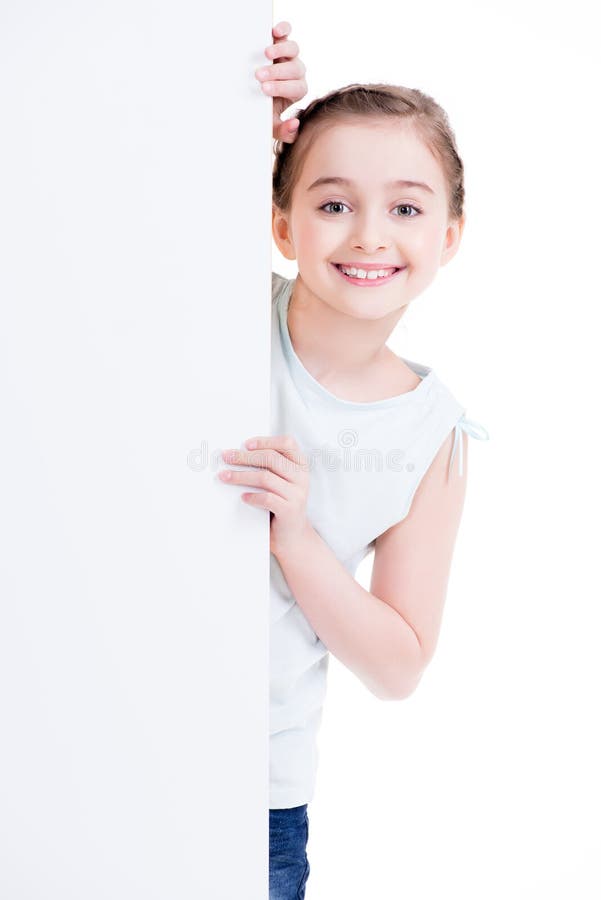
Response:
[242,489,287,516]
[244,437,308,470]
[264,39,299,61]
[220,466,286,497]
[245,435,298,451]
[274,119,300,143]
[223,449,300,484]
[257,58,306,81]
[242,489,286,514]
[262,78,308,101]
[272,24,296,65]
[272,21,291,39]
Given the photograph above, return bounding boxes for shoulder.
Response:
[386,425,469,534]
[272,270,291,303]
[381,349,424,395]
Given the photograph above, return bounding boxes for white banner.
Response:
[0,3,271,897]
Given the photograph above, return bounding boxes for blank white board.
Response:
[0,3,271,897]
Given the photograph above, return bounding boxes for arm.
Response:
[369,429,469,689]
[272,524,423,701]
[219,434,408,699]
[273,428,468,701]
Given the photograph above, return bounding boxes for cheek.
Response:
[407,223,445,261]
[296,219,334,251]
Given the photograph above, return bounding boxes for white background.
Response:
[0,2,271,897]
[273,2,601,898]
[1,2,599,898]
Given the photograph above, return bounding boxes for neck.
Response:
[287,274,407,380]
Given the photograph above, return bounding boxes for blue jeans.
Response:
[269,804,311,899]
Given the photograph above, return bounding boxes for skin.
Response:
[221,28,467,550]
[272,118,465,398]
[255,21,308,143]
[217,29,471,694]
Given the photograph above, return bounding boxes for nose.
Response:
[350,211,392,255]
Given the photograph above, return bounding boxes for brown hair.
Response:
[272,82,465,222]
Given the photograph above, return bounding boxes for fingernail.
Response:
[256,68,269,80]
[262,82,275,93]
[289,120,299,131]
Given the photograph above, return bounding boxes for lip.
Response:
[334,262,402,270]
[331,262,406,286]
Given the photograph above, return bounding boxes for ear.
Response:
[439,212,465,267]
[272,205,297,261]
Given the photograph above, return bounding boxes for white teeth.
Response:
[339,265,397,279]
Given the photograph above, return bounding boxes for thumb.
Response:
[274,118,300,143]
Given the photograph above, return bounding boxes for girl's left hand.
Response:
[219,434,310,554]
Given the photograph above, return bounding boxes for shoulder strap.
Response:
[449,415,490,478]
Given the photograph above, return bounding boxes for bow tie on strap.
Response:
[449,415,490,478]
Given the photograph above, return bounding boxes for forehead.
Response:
[298,119,445,193]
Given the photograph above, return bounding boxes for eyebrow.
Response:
[307,176,435,195]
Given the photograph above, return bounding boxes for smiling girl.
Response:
[219,21,490,900]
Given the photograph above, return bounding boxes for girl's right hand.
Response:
[255,21,308,144]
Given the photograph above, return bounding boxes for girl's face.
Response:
[273,118,464,320]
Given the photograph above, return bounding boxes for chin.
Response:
[334,300,401,321]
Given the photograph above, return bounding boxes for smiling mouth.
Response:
[332,263,406,285]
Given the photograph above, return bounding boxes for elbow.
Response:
[374,638,431,701]
[374,667,425,702]
[390,654,429,701]
[394,669,425,701]
[388,641,430,701]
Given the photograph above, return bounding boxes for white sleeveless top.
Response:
[269,272,489,809]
